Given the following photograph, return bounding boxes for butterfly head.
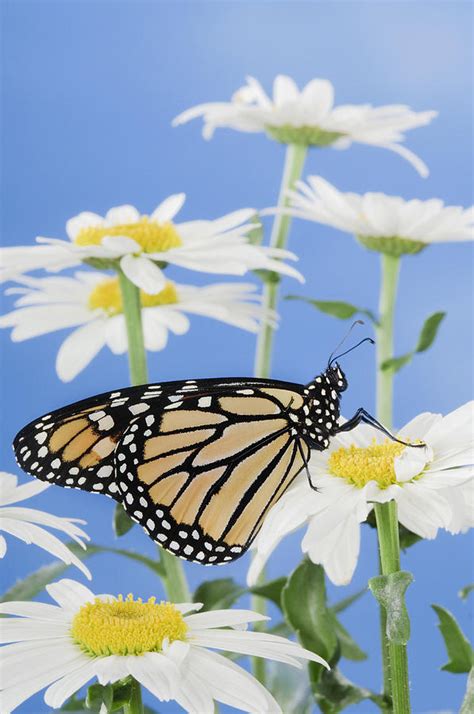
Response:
[324,362,348,393]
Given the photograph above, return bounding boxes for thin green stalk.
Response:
[251,143,307,685]
[123,676,143,714]
[375,254,401,429]
[159,547,191,602]
[374,253,410,712]
[118,270,191,604]
[253,142,308,378]
[118,270,149,385]
[375,502,411,714]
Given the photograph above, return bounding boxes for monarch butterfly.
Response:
[13,337,415,565]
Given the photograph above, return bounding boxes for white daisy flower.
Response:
[0,472,91,578]
[0,272,277,382]
[173,74,437,176]
[248,402,474,587]
[0,195,302,290]
[0,578,329,713]
[285,175,474,255]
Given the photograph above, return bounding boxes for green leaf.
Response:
[315,668,389,713]
[86,683,113,712]
[250,577,287,609]
[0,541,93,602]
[193,578,245,611]
[282,560,338,686]
[415,311,446,352]
[460,584,474,600]
[330,615,367,661]
[113,503,135,537]
[398,524,423,550]
[286,295,377,324]
[58,695,87,711]
[460,667,474,714]
[267,661,313,714]
[381,353,413,373]
[331,587,367,614]
[369,571,413,645]
[382,311,446,373]
[1,543,164,603]
[432,604,474,673]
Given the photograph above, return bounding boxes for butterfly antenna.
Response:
[328,320,365,367]
[329,337,375,367]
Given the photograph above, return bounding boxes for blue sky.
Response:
[1,1,473,712]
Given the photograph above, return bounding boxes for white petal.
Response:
[55,321,106,382]
[303,510,364,586]
[0,534,6,557]
[120,254,166,294]
[151,193,186,223]
[0,519,91,579]
[142,312,169,351]
[273,75,300,105]
[66,211,104,240]
[394,446,431,482]
[0,619,68,643]
[105,204,141,225]
[185,648,282,714]
[395,483,451,539]
[398,412,442,441]
[126,652,178,701]
[0,601,67,621]
[101,235,141,254]
[185,609,268,631]
[0,477,49,506]
[104,315,128,354]
[44,660,99,709]
[46,578,95,610]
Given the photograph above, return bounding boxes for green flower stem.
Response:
[374,253,410,712]
[118,271,149,386]
[118,270,191,604]
[375,501,411,714]
[159,547,191,602]
[251,143,307,686]
[253,142,308,379]
[123,676,143,714]
[375,254,401,429]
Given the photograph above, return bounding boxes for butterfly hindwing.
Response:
[115,384,310,564]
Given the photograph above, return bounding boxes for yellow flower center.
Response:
[71,595,188,657]
[328,439,406,489]
[88,277,178,316]
[74,217,182,253]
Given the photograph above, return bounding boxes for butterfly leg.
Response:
[336,408,425,448]
[297,439,318,492]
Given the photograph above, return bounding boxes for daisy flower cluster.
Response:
[0,273,276,382]
[249,402,474,587]
[285,175,474,255]
[0,578,328,713]
[0,194,299,380]
[174,74,437,175]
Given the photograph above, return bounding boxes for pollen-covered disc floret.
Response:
[71,594,187,657]
[75,217,182,252]
[87,277,178,316]
[329,439,406,489]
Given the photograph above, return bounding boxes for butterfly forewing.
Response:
[115,384,309,564]
[12,384,171,498]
